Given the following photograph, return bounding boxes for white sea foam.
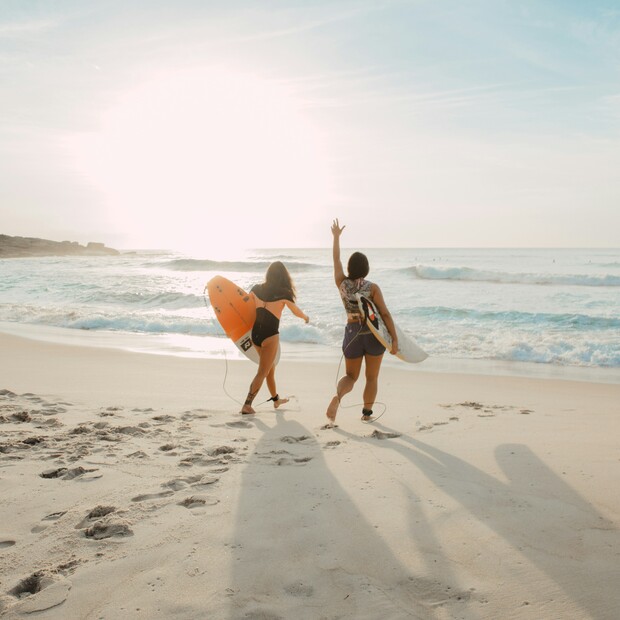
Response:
[408,265,620,287]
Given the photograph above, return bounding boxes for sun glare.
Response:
[69,67,331,255]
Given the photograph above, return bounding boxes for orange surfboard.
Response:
[207,276,258,363]
[207,275,280,364]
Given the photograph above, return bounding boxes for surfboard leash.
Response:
[219,347,299,411]
[220,348,243,406]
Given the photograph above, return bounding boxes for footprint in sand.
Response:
[41,406,67,416]
[177,495,219,509]
[10,411,31,423]
[190,477,220,491]
[258,449,291,459]
[162,475,203,491]
[181,409,209,421]
[274,456,313,467]
[320,423,338,430]
[0,540,16,549]
[8,572,72,614]
[178,454,225,468]
[62,466,100,481]
[69,425,91,435]
[152,414,175,424]
[370,430,401,440]
[40,467,68,479]
[207,466,230,474]
[131,491,174,502]
[84,519,133,540]
[279,435,311,444]
[126,450,149,459]
[209,445,236,456]
[31,524,48,534]
[112,426,146,436]
[225,420,253,429]
[324,440,342,448]
[22,435,47,446]
[42,511,67,521]
[76,506,116,529]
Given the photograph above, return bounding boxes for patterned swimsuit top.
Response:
[339,278,373,319]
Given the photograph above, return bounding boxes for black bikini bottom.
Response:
[252,308,280,346]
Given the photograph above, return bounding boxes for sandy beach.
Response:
[0,331,618,619]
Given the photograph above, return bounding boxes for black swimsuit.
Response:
[250,284,292,347]
[252,307,280,346]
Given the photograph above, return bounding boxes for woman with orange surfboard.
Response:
[241,261,309,415]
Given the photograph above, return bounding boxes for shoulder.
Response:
[338,278,351,293]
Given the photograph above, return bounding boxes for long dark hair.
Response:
[262,261,296,301]
[347,252,369,280]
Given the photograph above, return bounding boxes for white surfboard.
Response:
[356,293,428,364]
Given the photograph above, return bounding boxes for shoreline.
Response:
[1,320,619,386]
[0,330,619,618]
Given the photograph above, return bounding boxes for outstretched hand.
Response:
[331,218,345,237]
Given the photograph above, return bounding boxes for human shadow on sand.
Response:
[335,422,618,620]
[227,414,484,620]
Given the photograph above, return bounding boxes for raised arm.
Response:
[371,284,399,355]
[331,218,346,287]
[285,300,309,323]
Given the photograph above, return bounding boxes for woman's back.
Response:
[338,278,373,317]
[251,283,293,320]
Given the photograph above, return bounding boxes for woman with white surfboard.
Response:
[325,219,398,426]
[241,261,309,415]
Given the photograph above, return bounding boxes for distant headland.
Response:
[0,234,120,258]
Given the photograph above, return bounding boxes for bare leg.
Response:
[266,365,289,409]
[266,365,277,398]
[325,356,362,425]
[362,353,383,420]
[241,337,279,414]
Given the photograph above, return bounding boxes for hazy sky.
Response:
[1,1,619,252]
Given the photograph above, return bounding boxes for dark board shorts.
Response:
[342,322,386,359]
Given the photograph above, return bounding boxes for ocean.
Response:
[1,247,619,384]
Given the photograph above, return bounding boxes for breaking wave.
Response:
[407,265,620,287]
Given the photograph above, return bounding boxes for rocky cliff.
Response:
[0,235,120,258]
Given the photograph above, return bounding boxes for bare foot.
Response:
[361,414,375,422]
[240,406,256,415]
[273,397,289,409]
[326,395,339,425]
